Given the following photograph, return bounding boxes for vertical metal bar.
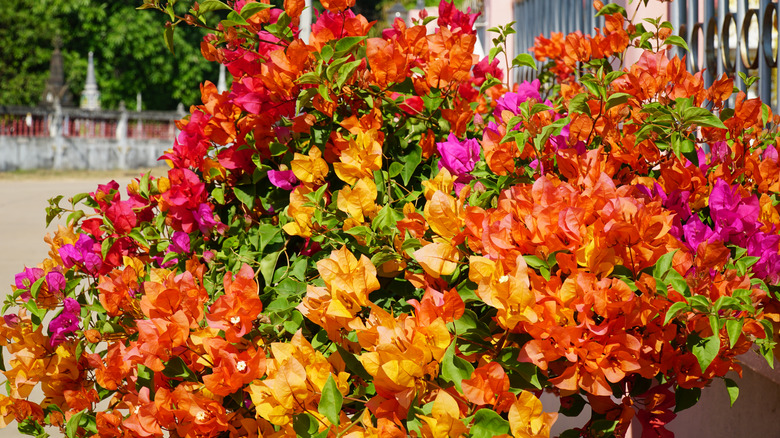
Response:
[568,0,575,35]
[704,0,716,86]
[677,0,688,60]
[670,0,682,39]
[535,0,543,79]
[718,0,727,81]
[687,0,699,72]
[517,0,524,84]
[542,0,550,41]
[737,0,747,92]
[759,0,771,103]
[775,0,780,110]
[588,0,595,35]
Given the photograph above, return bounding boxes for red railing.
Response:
[0,106,182,141]
[127,120,177,140]
[63,118,118,138]
[0,114,49,137]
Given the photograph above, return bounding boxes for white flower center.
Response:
[498,275,510,284]
[229,316,241,325]
[196,411,207,422]
[236,360,247,372]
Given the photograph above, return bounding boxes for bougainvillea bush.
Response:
[2,0,780,436]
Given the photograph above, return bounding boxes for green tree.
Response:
[0,0,217,110]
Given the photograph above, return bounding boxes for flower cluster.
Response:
[1,1,779,437]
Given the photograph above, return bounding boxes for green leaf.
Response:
[70,192,88,205]
[388,161,404,178]
[257,224,283,252]
[320,45,334,62]
[371,250,399,269]
[559,394,587,417]
[665,269,691,297]
[128,229,149,248]
[198,0,232,13]
[325,57,348,82]
[488,46,503,63]
[605,71,628,83]
[29,277,46,300]
[724,377,739,406]
[401,237,422,257]
[239,1,271,19]
[66,409,85,438]
[605,92,632,111]
[282,310,304,334]
[440,340,474,392]
[470,409,511,438]
[224,10,250,26]
[726,318,743,349]
[319,374,343,426]
[335,36,366,54]
[653,250,678,281]
[164,3,175,21]
[688,333,720,373]
[709,314,721,337]
[136,364,155,398]
[523,255,547,270]
[664,35,690,52]
[336,59,362,90]
[101,237,114,260]
[568,93,591,116]
[260,250,282,286]
[674,386,701,412]
[335,345,372,381]
[18,417,47,437]
[296,87,319,114]
[479,74,503,94]
[687,295,711,312]
[595,2,626,16]
[162,356,198,381]
[401,145,422,186]
[234,184,256,207]
[164,26,175,55]
[663,301,688,325]
[372,204,403,232]
[292,412,319,436]
[683,107,727,129]
[497,349,544,390]
[511,53,536,70]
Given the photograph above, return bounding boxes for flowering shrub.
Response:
[2,0,780,437]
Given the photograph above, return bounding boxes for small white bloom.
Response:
[196,411,207,422]
[236,360,247,372]
[229,316,241,325]
[498,275,510,284]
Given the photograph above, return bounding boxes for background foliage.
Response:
[1,0,215,109]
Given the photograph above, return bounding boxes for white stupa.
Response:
[80,51,101,110]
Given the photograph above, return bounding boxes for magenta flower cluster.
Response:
[647,176,780,284]
[59,234,103,275]
[48,298,81,347]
